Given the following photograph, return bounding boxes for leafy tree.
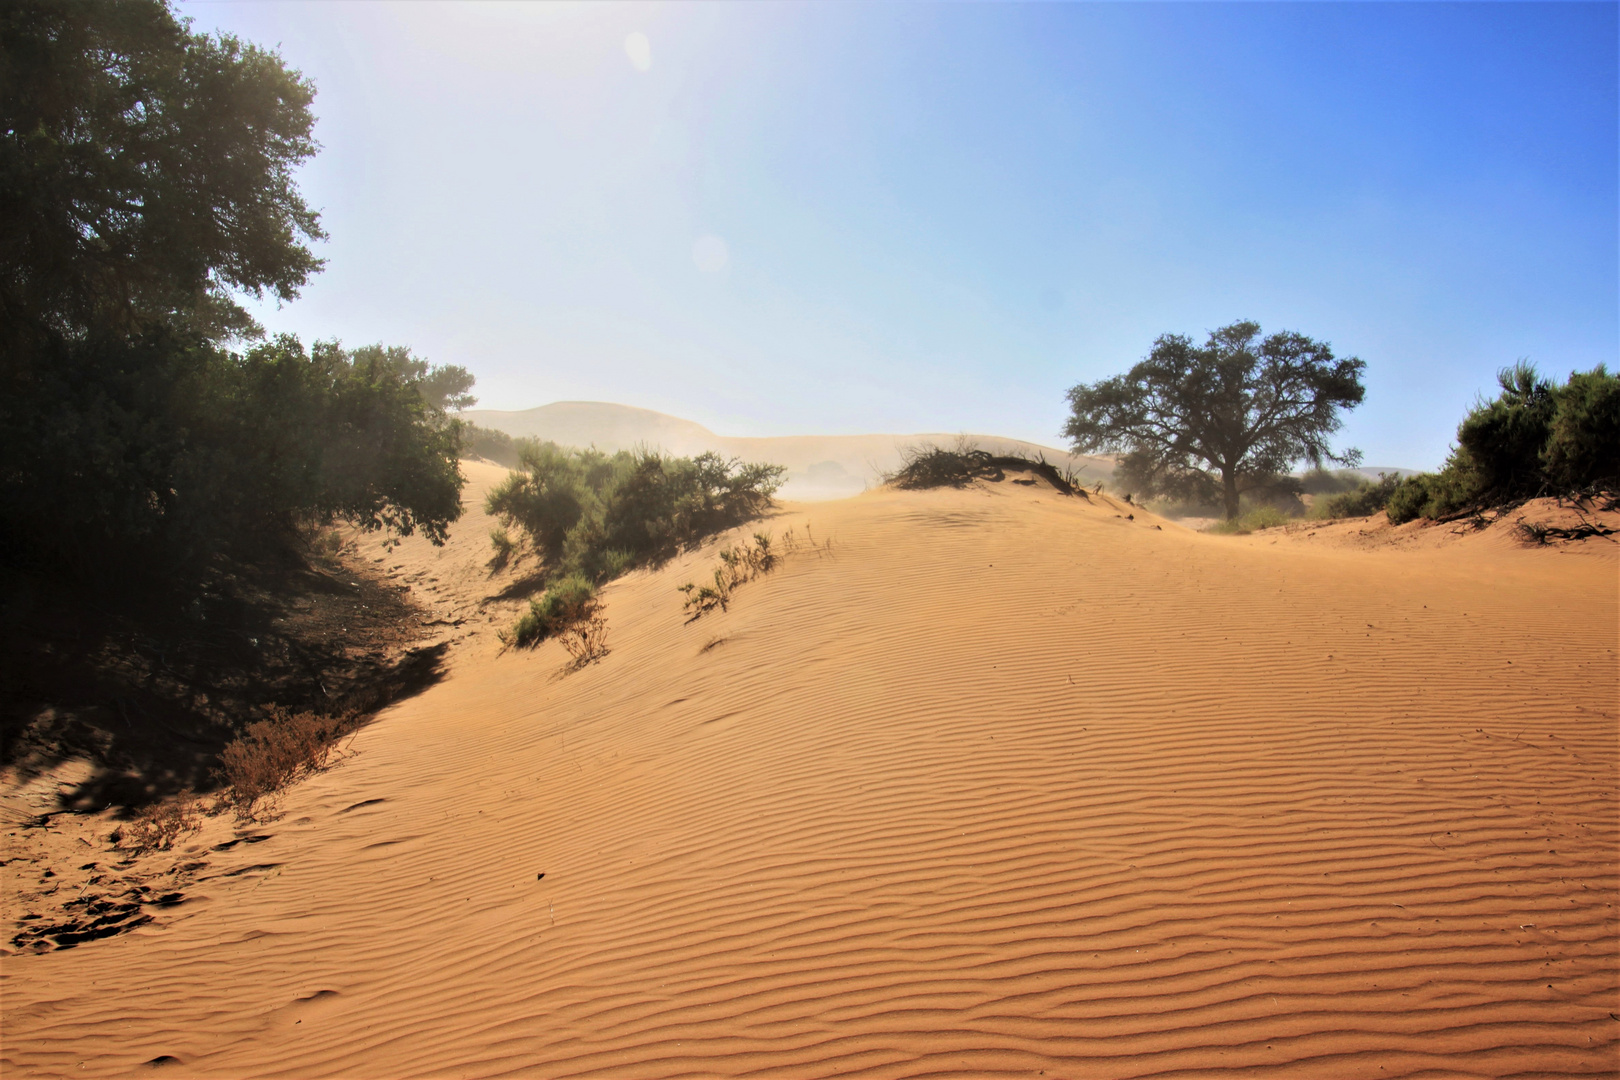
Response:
[343,344,476,413]
[0,2,467,584]
[1063,320,1366,519]
[1,0,324,349]
[3,333,467,579]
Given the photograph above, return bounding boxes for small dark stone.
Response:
[536,873,545,881]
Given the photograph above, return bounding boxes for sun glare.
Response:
[692,235,729,273]
[624,31,651,72]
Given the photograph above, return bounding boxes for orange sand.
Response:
[3,465,1616,1078]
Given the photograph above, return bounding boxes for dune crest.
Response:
[2,468,1614,1078]
[463,401,1114,500]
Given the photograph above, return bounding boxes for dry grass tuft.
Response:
[217,706,357,818]
[557,613,610,665]
[678,526,834,623]
[121,791,203,850]
[679,532,777,620]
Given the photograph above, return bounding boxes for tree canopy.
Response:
[1,1,467,587]
[1063,321,1366,519]
[1,0,324,351]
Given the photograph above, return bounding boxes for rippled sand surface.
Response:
[4,468,1615,1078]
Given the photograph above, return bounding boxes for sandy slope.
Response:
[2,468,1616,1079]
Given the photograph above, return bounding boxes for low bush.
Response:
[1207,505,1292,535]
[556,613,610,665]
[503,575,598,649]
[1310,472,1403,519]
[884,439,1083,494]
[461,423,524,467]
[488,443,785,581]
[121,792,203,851]
[217,707,354,815]
[490,444,786,647]
[488,526,516,571]
[887,443,1001,488]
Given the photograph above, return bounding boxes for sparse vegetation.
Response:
[120,791,203,851]
[1386,363,1618,524]
[1206,505,1293,535]
[1309,473,1404,520]
[884,439,1084,494]
[502,575,599,650]
[677,525,835,622]
[556,612,610,665]
[679,533,778,619]
[216,707,356,817]
[488,443,786,647]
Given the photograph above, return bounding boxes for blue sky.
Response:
[184,1,1617,469]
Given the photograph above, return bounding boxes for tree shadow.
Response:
[2,553,452,814]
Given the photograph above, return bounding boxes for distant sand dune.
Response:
[1,468,1614,1078]
[462,401,1116,499]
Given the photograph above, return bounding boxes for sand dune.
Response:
[463,401,1115,500]
[2,466,1615,1078]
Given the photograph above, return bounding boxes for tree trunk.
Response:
[1222,470,1240,520]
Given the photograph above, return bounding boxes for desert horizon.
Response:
[459,400,1421,503]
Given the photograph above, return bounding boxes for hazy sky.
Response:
[184,1,1616,469]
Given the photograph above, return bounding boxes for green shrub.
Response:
[1452,362,1558,498]
[461,423,523,466]
[486,442,592,564]
[493,446,785,647]
[883,440,1083,495]
[505,575,598,649]
[1299,468,1371,496]
[1383,363,1617,524]
[1542,366,1620,491]
[488,526,516,570]
[488,443,786,583]
[1384,470,1475,524]
[2,333,467,586]
[1207,505,1292,534]
[1386,474,1434,524]
[1310,472,1403,519]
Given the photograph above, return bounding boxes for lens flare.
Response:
[624,32,652,72]
[692,235,729,273]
